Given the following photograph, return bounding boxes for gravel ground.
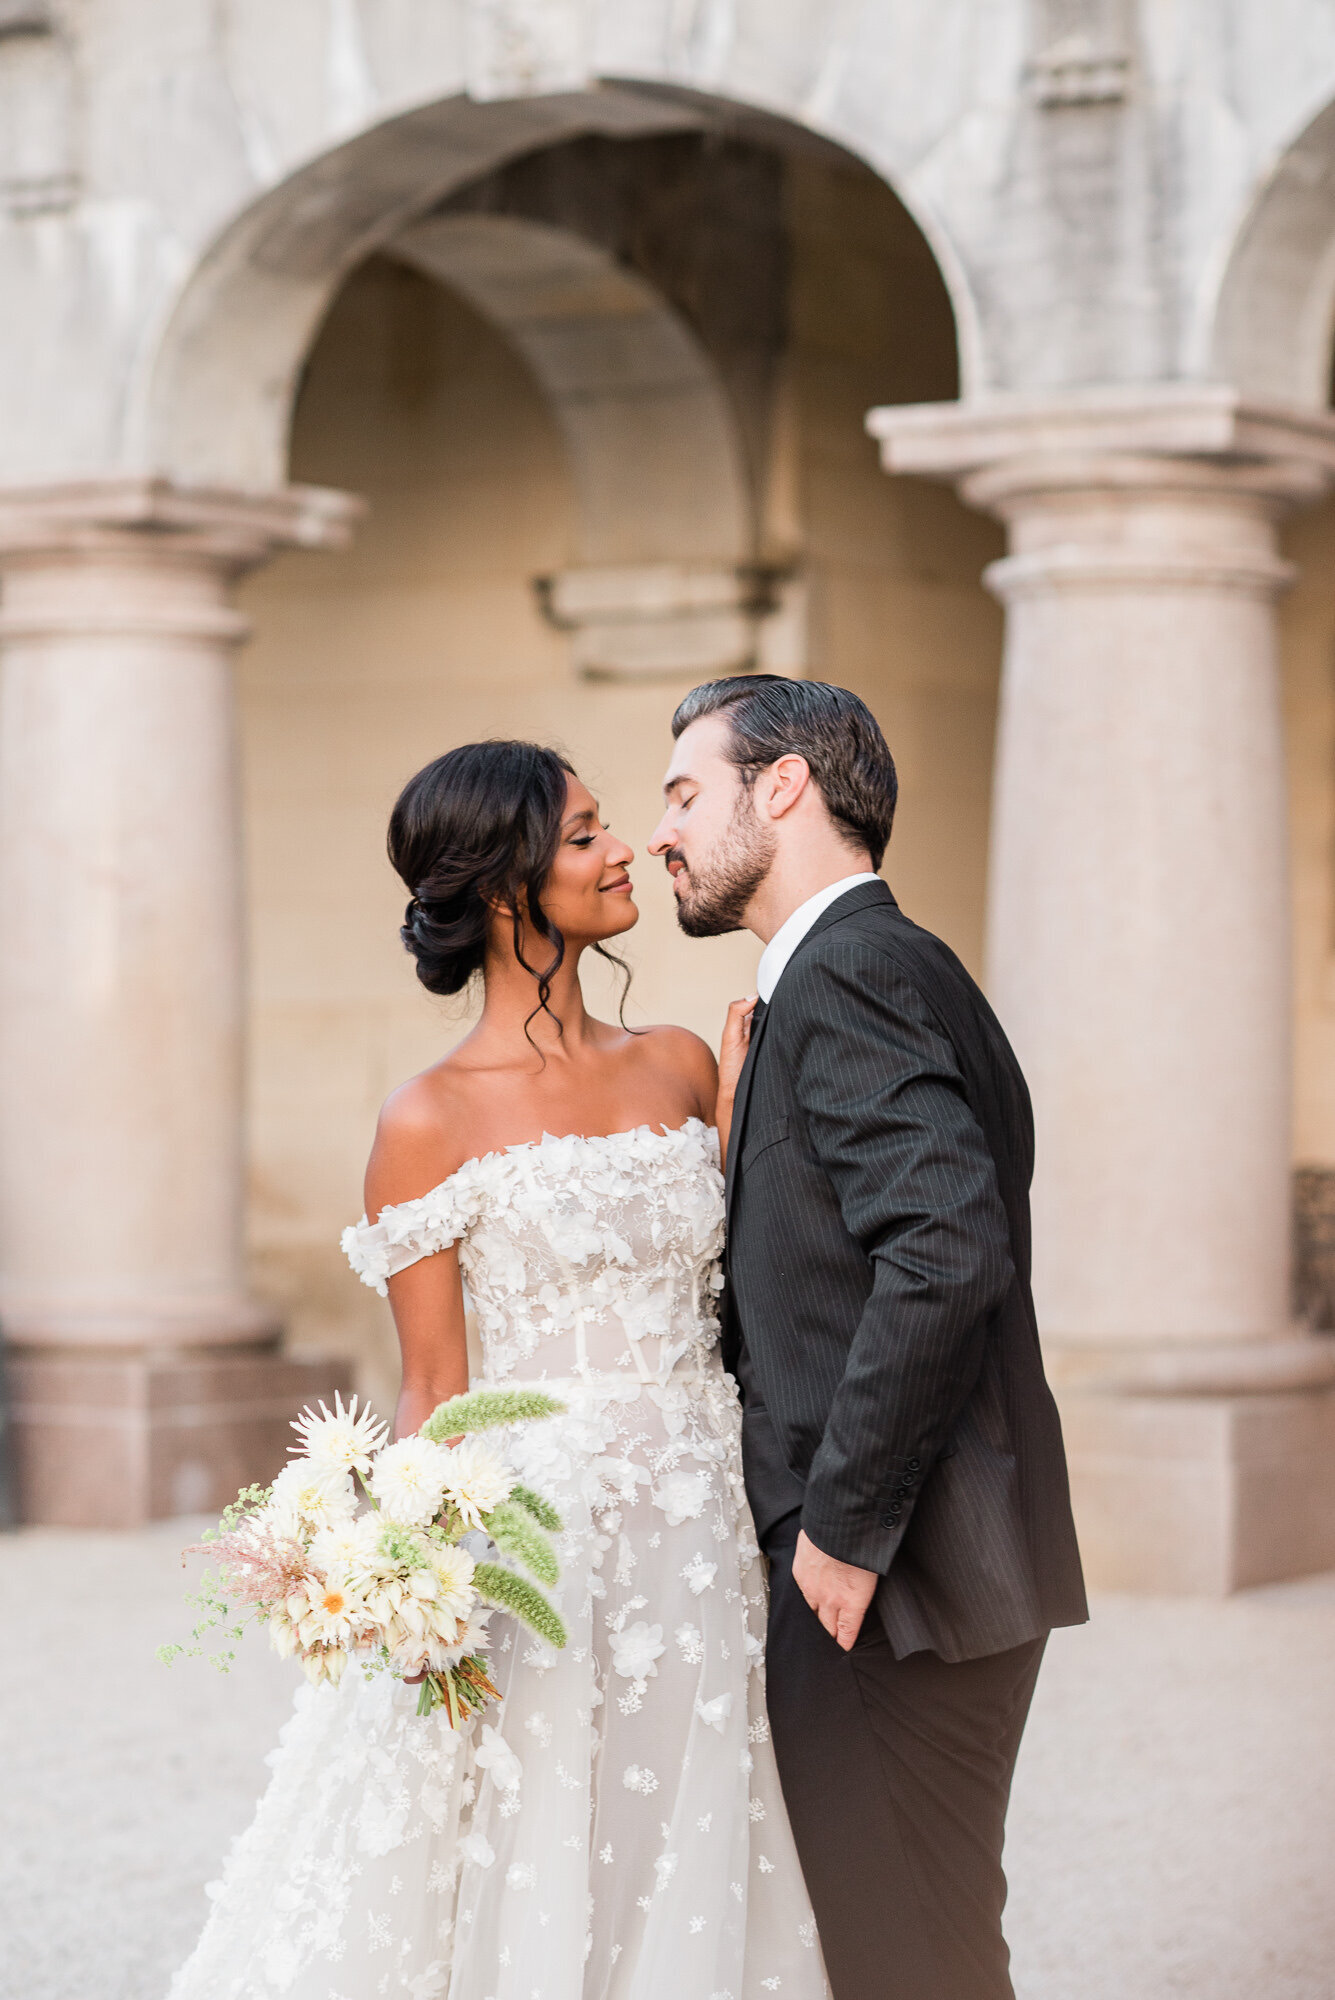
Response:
[5,1521,1333,2000]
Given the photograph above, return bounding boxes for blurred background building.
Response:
[4,0,1335,1595]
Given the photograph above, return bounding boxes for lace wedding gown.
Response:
[169,1120,828,2000]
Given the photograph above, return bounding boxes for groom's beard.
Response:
[670,789,776,937]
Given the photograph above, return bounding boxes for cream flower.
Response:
[301,1644,348,1686]
[289,1394,388,1479]
[268,1459,358,1531]
[367,1435,453,1526]
[265,1603,299,1659]
[440,1436,513,1530]
[392,1627,467,1676]
[611,1620,665,1682]
[297,1577,368,1647]
[456,1605,494,1654]
[429,1542,477,1622]
[308,1512,383,1583]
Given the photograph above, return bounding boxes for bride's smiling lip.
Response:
[600,875,634,894]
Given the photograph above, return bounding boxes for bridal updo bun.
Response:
[387,741,574,997]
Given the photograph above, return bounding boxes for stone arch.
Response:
[138,85,966,482]
[137,83,964,675]
[135,91,713,491]
[391,214,748,567]
[1212,95,1335,406]
[388,209,759,676]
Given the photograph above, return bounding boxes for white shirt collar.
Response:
[755,873,881,1003]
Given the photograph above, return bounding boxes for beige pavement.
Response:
[6,1521,1334,1999]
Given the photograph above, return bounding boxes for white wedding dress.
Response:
[169,1119,828,2000]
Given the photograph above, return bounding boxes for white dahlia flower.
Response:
[440,1436,514,1530]
[308,1512,383,1584]
[368,1434,453,1526]
[290,1394,388,1479]
[268,1459,358,1531]
[429,1542,477,1622]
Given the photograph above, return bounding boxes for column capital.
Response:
[0,477,364,645]
[870,387,1335,600]
[0,475,362,566]
[867,384,1335,508]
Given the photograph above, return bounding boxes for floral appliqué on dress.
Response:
[170,1122,827,2000]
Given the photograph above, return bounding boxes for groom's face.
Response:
[649,715,776,937]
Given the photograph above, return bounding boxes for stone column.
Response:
[868,388,1335,1592]
[0,479,359,1526]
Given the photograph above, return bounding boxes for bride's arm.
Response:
[716,995,758,1170]
[364,1091,471,1440]
[384,1251,470,1440]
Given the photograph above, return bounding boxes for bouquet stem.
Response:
[415,1655,503,1724]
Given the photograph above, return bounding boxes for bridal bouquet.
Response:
[160,1388,567,1724]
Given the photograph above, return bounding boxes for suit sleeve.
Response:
[789,941,1014,1573]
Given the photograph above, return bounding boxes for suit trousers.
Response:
[763,1516,1044,2000]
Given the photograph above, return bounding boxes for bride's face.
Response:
[538,775,638,943]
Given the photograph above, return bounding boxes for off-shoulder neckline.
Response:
[370,1116,718,1224]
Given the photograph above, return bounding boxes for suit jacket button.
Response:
[880,1512,895,1528]
[907,1458,921,1471]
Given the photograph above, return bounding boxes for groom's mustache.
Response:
[662,848,688,876]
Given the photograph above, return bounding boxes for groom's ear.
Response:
[757,754,813,822]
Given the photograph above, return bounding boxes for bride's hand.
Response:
[716,995,758,1169]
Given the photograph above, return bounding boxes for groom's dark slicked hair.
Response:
[671,675,898,870]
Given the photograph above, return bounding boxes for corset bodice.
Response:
[342,1119,725,1386]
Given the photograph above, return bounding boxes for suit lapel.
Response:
[723,880,895,1230]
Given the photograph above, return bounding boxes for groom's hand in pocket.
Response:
[792,1530,879,1651]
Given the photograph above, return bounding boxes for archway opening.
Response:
[222,116,995,1398]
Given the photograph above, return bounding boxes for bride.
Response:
[169,740,828,2000]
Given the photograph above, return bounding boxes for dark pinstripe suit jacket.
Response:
[723,879,1087,1663]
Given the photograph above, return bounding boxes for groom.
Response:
[649,677,1087,2000]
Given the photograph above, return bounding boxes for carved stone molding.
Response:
[534,561,803,681]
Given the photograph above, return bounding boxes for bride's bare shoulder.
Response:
[366,1059,482,1208]
[629,1022,718,1117]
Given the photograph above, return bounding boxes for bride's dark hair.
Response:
[387,740,631,1039]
